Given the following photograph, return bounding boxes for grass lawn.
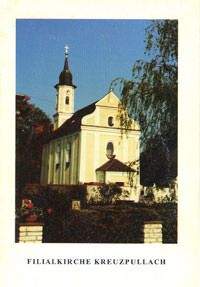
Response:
[44,202,177,243]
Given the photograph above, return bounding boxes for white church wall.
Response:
[79,126,140,185]
[105,171,130,186]
[40,132,81,184]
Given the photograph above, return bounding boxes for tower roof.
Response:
[55,46,76,88]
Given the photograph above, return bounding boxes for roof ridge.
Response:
[73,100,98,115]
[46,101,97,142]
[96,157,136,172]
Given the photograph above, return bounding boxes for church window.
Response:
[65,143,71,164]
[66,96,69,105]
[56,144,61,169]
[106,142,114,159]
[108,116,114,126]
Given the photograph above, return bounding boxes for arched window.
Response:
[108,116,114,126]
[106,142,114,159]
[56,144,61,169]
[66,143,71,162]
[66,96,69,105]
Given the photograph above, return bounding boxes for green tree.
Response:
[113,20,178,185]
[140,136,171,187]
[16,95,52,193]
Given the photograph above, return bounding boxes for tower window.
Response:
[66,96,69,104]
[106,142,114,159]
[108,116,114,126]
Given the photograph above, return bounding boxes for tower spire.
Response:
[53,46,76,129]
[56,45,76,87]
[64,45,69,70]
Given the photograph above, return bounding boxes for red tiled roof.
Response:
[96,158,136,172]
[46,101,97,142]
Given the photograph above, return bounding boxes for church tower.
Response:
[53,46,76,129]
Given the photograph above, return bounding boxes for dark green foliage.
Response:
[98,183,123,204]
[19,184,87,216]
[43,216,64,243]
[18,185,177,243]
[47,208,144,243]
[42,203,177,243]
[16,96,52,192]
[112,20,178,186]
[161,203,177,243]
[140,136,173,187]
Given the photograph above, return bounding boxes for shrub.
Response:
[19,184,86,216]
[98,183,123,204]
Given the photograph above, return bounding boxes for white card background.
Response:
[0,1,199,286]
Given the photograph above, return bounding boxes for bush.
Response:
[18,185,177,243]
[60,203,177,243]
[98,183,126,204]
[61,209,143,243]
[18,184,86,217]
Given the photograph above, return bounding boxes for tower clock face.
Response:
[66,89,70,94]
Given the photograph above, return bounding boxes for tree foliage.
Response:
[140,136,171,187]
[16,95,52,192]
[113,20,178,185]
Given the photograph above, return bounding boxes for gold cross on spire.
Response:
[65,45,69,57]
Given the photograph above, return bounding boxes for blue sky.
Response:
[16,19,151,119]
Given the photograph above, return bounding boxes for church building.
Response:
[40,47,140,188]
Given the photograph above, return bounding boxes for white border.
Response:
[0,1,199,287]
